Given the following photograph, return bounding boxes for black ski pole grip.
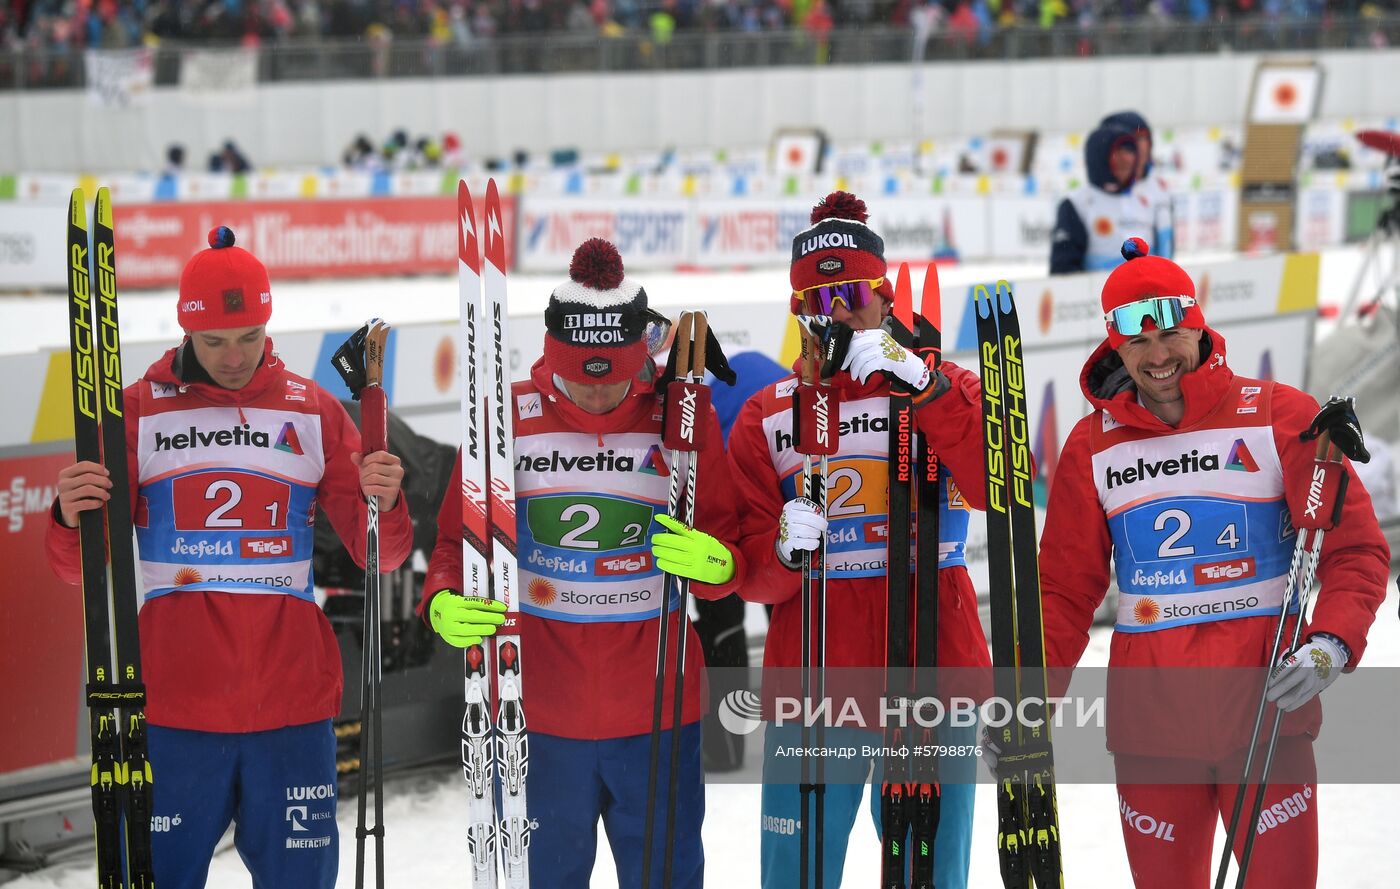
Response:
[821,322,855,380]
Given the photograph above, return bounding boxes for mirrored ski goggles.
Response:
[641,308,673,357]
[795,278,882,316]
[1105,296,1197,336]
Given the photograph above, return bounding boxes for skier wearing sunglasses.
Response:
[1034,238,1388,887]
[727,191,993,889]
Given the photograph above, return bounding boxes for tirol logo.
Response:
[243,537,293,559]
[816,256,844,276]
[595,553,653,576]
[1105,450,1219,489]
[1224,439,1259,472]
[799,232,859,256]
[155,423,269,451]
[583,357,612,378]
[1194,558,1256,585]
[274,422,303,456]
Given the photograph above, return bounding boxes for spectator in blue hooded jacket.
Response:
[1101,110,1175,259]
[1049,121,1153,275]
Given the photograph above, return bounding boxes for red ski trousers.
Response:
[1113,735,1319,889]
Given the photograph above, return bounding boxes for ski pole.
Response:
[1216,396,1369,889]
[334,319,391,889]
[791,315,843,889]
[643,311,709,889]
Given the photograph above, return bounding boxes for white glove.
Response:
[843,328,932,391]
[1265,633,1349,713]
[776,497,827,569]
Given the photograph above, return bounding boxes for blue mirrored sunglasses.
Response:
[1106,296,1197,337]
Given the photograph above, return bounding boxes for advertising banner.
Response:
[111,195,515,289]
[0,447,88,773]
[517,198,690,273]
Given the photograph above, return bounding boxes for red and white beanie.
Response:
[177,227,272,331]
[543,239,650,385]
[1100,237,1203,348]
[788,190,889,314]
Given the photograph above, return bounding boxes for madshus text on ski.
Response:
[45,185,1389,889]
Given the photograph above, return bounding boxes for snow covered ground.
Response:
[10,580,1399,889]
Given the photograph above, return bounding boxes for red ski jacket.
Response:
[421,359,743,740]
[1039,327,1389,759]
[726,359,993,677]
[46,340,413,733]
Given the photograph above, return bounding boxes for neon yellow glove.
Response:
[428,591,507,648]
[651,514,736,585]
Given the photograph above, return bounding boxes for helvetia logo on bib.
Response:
[639,444,670,476]
[1225,438,1259,473]
[274,422,304,456]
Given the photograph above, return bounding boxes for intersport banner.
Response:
[518,197,691,272]
[111,196,516,289]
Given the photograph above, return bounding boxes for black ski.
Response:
[909,266,943,889]
[879,264,918,888]
[68,187,153,889]
[975,281,1062,889]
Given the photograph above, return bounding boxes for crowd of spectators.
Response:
[341,129,468,169]
[3,0,1393,53]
